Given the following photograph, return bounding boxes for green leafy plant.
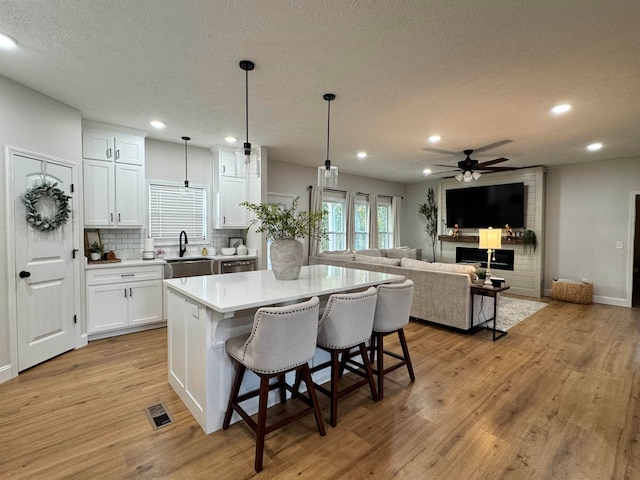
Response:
[241,197,328,243]
[476,267,487,280]
[523,229,537,254]
[418,187,438,261]
[88,241,104,255]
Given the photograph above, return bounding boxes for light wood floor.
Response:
[1,299,639,479]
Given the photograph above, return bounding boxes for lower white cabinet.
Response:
[86,265,163,334]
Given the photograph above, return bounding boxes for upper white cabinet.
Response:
[211,146,248,228]
[82,121,147,228]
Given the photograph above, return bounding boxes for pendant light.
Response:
[182,136,190,187]
[317,93,338,188]
[235,60,260,178]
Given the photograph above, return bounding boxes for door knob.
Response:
[19,271,31,278]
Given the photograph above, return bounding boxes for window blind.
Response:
[148,182,207,242]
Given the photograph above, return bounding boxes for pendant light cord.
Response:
[326,98,331,163]
[245,67,249,145]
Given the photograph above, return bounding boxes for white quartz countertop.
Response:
[85,255,257,269]
[164,264,404,313]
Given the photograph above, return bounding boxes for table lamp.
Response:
[479,227,502,286]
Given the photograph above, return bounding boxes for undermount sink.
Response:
[163,258,214,278]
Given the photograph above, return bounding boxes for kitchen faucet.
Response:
[179,230,188,257]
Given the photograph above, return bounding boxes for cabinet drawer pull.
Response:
[115,149,120,160]
[121,273,135,278]
[118,213,121,222]
[124,288,127,298]
[129,287,132,297]
[107,148,112,158]
[110,213,113,222]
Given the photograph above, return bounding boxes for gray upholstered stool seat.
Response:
[370,279,416,399]
[310,287,379,427]
[222,296,325,472]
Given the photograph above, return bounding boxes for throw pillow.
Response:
[385,248,419,260]
[321,249,355,260]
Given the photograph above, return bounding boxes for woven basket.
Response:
[551,280,593,304]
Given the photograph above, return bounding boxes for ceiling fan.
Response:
[423,140,517,182]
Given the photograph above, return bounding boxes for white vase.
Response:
[270,238,303,280]
[90,252,100,261]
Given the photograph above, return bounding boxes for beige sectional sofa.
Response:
[309,248,491,331]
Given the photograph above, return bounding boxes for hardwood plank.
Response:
[1,299,639,478]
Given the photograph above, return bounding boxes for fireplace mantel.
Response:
[438,235,524,245]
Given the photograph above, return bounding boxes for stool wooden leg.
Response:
[375,332,385,399]
[223,363,245,430]
[278,373,287,404]
[398,329,415,381]
[301,363,326,436]
[360,342,379,402]
[329,350,340,427]
[255,375,271,472]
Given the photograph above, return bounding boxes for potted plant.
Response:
[241,197,327,280]
[88,241,104,261]
[475,267,487,283]
[523,229,537,254]
[418,187,438,261]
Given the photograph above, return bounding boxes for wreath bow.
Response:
[22,181,71,232]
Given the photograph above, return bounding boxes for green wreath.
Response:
[22,181,71,232]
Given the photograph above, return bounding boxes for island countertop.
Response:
[164,264,404,313]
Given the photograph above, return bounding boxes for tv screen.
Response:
[445,183,525,228]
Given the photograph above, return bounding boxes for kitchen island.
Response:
[165,264,404,434]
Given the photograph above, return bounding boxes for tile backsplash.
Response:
[94,228,248,259]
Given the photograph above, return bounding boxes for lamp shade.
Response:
[479,228,502,249]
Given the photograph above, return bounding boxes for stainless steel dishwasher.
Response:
[215,258,257,274]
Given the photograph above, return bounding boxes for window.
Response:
[148,182,207,243]
[377,196,393,248]
[321,190,346,251]
[354,194,369,250]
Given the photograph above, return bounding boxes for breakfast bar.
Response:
[165,264,404,434]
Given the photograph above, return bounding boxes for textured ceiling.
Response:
[0,0,639,183]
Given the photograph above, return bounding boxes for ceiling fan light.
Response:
[472,171,482,180]
[455,173,464,182]
[463,171,473,182]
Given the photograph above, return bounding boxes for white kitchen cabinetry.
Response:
[82,121,147,228]
[86,264,163,335]
[211,146,248,228]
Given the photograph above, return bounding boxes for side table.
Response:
[470,284,510,341]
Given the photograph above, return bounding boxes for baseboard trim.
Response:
[88,322,167,341]
[0,363,16,385]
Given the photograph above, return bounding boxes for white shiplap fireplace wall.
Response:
[438,166,546,298]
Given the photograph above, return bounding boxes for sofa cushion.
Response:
[321,249,356,260]
[400,258,476,277]
[355,249,382,257]
[385,247,420,260]
[354,254,401,266]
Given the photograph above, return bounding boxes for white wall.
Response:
[0,75,82,381]
[403,179,441,261]
[545,156,640,306]
[145,138,212,184]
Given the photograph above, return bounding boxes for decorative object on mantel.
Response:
[505,224,513,238]
[418,187,438,261]
[452,224,460,237]
[478,227,502,285]
[22,181,71,232]
[317,93,338,188]
[235,59,260,178]
[241,197,327,280]
[522,229,537,253]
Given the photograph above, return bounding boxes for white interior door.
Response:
[13,153,76,371]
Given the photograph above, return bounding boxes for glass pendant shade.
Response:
[237,60,260,178]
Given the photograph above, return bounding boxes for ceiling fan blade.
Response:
[476,157,509,168]
[434,164,459,168]
[422,147,461,155]
[472,139,513,154]
[475,166,519,172]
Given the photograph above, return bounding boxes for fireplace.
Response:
[455,246,514,271]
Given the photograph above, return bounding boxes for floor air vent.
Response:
[144,402,173,430]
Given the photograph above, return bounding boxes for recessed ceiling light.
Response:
[586,142,602,151]
[428,135,441,143]
[0,32,18,49]
[150,120,165,129]
[357,151,367,159]
[422,168,432,176]
[551,103,572,115]
[225,136,237,144]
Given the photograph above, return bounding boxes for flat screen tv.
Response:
[445,183,525,228]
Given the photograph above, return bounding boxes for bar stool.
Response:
[312,287,379,427]
[370,279,415,399]
[222,296,325,473]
